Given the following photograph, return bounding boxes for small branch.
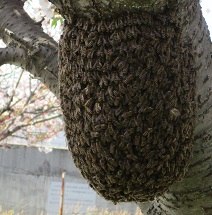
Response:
[0,114,62,142]
[30,114,62,125]
[0,0,59,97]
[7,70,24,107]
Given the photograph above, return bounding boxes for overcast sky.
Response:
[201,0,212,35]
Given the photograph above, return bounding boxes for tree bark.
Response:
[50,0,173,20]
[0,0,212,214]
[0,0,59,97]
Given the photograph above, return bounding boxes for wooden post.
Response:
[59,170,66,215]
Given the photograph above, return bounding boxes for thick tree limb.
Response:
[0,47,27,67]
[50,0,171,20]
[0,0,59,97]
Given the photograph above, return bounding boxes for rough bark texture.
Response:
[0,0,59,97]
[50,0,173,19]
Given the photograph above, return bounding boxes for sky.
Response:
[201,0,212,34]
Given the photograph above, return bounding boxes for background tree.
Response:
[0,66,62,145]
[0,0,212,215]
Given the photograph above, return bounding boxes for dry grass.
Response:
[0,205,23,215]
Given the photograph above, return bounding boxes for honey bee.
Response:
[72,145,80,155]
[104,133,112,142]
[114,107,122,117]
[123,74,133,84]
[109,144,115,154]
[76,35,81,48]
[79,94,84,103]
[110,31,118,41]
[102,62,111,72]
[170,108,181,120]
[123,128,134,137]
[91,131,100,138]
[82,20,89,31]
[94,102,101,114]
[133,16,141,25]
[138,70,147,80]
[127,152,138,161]
[105,48,113,57]
[119,29,127,41]
[99,159,105,169]
[107,123,114,134]
[107,174,116,184]
[97,35,103,46]
[69,29,78,39]
[85,112,92,121]
[95,141,103,154]
[107,85,114,97]
[86,59,93,69]
[97,90,105,102]
[128,85,136,97]
[112,90,118,97]
[96,47,104,57]
[107,163,116,172]
[90,142,97,154]
[112,57,121,67]
[121,111,133,119]
[76,18,83,28]
[74,107,81,120]
[108,20,116,31]
[137,174,146,183]
[87,49,95,58]
[99,75,108,87]
[97,21,106,32]
[96,60,103,71]
[118,84,127,94]
[79,147,87,156]
[85,39,95,48]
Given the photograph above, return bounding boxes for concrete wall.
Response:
[0,146,139,215]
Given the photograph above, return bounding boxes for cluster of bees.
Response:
[59,9,196,203]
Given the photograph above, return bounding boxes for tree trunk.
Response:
[0,0,211,214]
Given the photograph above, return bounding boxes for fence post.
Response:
[59,169,66,215]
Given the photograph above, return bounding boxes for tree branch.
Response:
[0,47,27,67]
[50,0,170,20]
[0,113,62,142]
[0,0,59,97]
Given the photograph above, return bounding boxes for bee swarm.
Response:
[59,10,196,203]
